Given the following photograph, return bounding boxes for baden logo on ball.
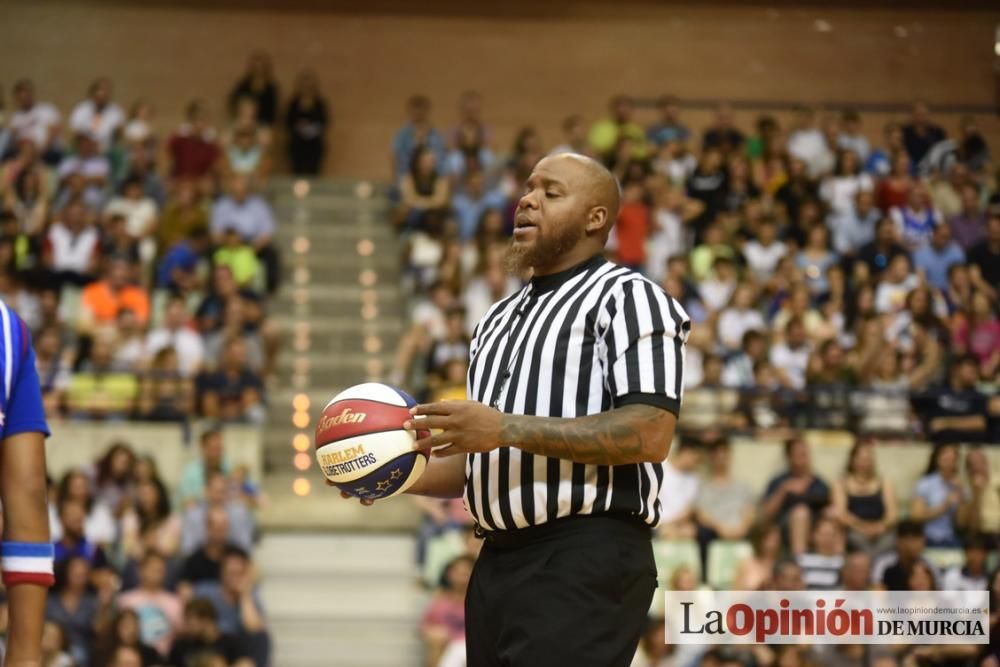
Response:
[314,382,431,500]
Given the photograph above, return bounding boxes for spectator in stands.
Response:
[193,548,269,667]
[940,533,989,591]
[229,52,278,128]
[874,254,918,316]
[66,330,139,418]
[136,346,194,421]
[646,94,689,147]
[967,212,1000,290]
[890,183,942,250]
[39,621,73,667]
[53,498,113,573]
[6,79,62,163]
[108,645,143,667]
[395,146,449,233]
[587,94,647,163]
[120,474,182,563]
[685,148,727,240]
[223,127,270,185]
[832,189,880,257]
[550,114,588,157]
[167,100,221,190]
[911,443,972,547]
[965,448,999,545]
[761,437,830,556]
[79,256,151,333]
[424,305,470,395]
[694,436,754,567]
[110,308,147,374]
[68,77,124,151]
[797,516,845,590]
[913,222,965,292]
[451,169,505,242]
[44,196,100,287]
[178,508,237,592]
[169,597,255,667]
[210,174,279,293]
[841,551,873,591]
[34,322,72,413]
[769,317,811,390]
[612,179,651,271]
[180,429,229,505]
[92,609,161,667]
[902,102,945,169]
[948,183,987,251]
[445,91,495,179]
[105,176,159,266]
[857,216,908,280]
[52,469,116,546]
[44,555,104,666]
[285,69,329,176]
[742,216,787,282]
[392,95,445,178]
[118,551,183,657]
[830,438,897,554]
[914,354,991,443]
[145,295,205,377]
[837,108,870,162]
[771,560,805,591]
[795,224,838,297]
[787,106,833,178]
[421,555,473,667]
[196,336,265,423]
[717,285,764,353]
[89,441,136,512]
[213,226,261,289]
[701,103,744,157]
[181,471,255,555]
[656,439,701,539]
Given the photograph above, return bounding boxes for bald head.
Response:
[536,153,621,232]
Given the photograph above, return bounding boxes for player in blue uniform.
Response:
[0,299,53,666]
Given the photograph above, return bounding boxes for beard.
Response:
[504,221,585,276]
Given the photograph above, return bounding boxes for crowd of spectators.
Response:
[390,93,1000,666]
[0,433,270,667]
[0,51,332,426]
[389,92,999,442]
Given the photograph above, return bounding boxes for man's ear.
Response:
[586,206,610,235]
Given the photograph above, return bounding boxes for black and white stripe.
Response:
[464,255,691,531]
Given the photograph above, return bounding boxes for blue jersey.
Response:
[0,299,49,439]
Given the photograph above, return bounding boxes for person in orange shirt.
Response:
[613,179,651,270]
[79,256,150,333]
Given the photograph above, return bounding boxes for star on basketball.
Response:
[389,468,402,481]
[375,479,391,492]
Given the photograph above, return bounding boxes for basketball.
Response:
[314,382,430,501]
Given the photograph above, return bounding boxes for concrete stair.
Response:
[257,533,428,667]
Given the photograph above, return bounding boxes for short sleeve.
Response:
[4,323,50,438]
[598,279,691,415]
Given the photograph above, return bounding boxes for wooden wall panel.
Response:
[1,1,997,179]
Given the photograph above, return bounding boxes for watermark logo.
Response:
[664,591,989,645]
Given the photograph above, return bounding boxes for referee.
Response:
[346,153,690,665]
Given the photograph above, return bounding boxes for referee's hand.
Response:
[404,400,503,457]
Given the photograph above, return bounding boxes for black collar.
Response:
[529,254,606,294]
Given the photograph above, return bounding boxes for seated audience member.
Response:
[941,533,990,591]
[136,346,195,422]
[841,551,874,591]
[202,297,266,375]
[53,499,113,573]
[34,324,73,416]
[872,519,939,591]
[422,556,473,667]
[910,443,971,548]
[146,295,205,378]
[796,516,845,590]
[214,226,261,288]
[913,354,991,444]
[120,475,182,562]
[90,441,137,512]
[117,551,184,657]
[716,284,765,353]
[158,179,210,249]
[906,560,937,592]
[856,216,908,280]
[223,126,271,183]
[178,508,239,590]
[890,183,942,250]
[771,560,805,591]
[721,329,767,389]
[210,174,279,293]
[761,437,831,555]
[180,428,231,505]
[952,290,1000,379]
[157,226,210,293]
[44,197,100,287]
[107,645,144,667]
[966,212,1000,289]
[68,77,124,150]
[913,222,965,292]
[193,548,270,667]
[104,175,159,264]
[694,436,755,566]
[66,333,139,419]
[44,556,104,666]
[768,318,812,390]
[395,146,450,233]
[732,523,782,591]
[181,471,255,555]
[169,598,255,667]
[79,256,150,333]
[52,468,117,547]
[285,69,329,176]
[168,100,222,185]
[741,216,787,282]
[391,94,446,178]
[656,439,702,539]
[39,621,74,667]
[92,608,163,667]
[965,447,1000,543]
[196,337,265,423]
[450,170,505,242]
[830,438,898,553]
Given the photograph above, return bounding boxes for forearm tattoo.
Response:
[499,404,672,466]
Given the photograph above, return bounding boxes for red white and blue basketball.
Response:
[314,383,430,500]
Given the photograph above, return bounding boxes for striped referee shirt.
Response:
[464,255,691,531]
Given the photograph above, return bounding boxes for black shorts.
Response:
[465,514,657,667]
